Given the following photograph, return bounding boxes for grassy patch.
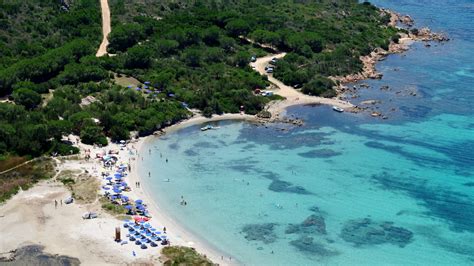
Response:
[57,170,99,204]
[100,197,128,216]
[161,246,215,266]
[0,156,29,172]
[0,157,55,203]
[113,74,142,88]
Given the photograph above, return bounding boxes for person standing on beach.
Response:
[60,199,62,206]
[54,200,58,209]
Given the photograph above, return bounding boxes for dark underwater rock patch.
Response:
[193,141,220,149]
[298,149,342,158]
[289,236,338,257]
[241,223,278,244]
[184,148,199,156]
[269,180,311,195]
[168,142,180,150]
[286,214,326,235]
[463,182,474,187]
[340,218,413,247]
[372,171,474,233]
[0,245,80,265]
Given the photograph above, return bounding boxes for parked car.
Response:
[82,212,98,219]
[250,56,256,62]
[270,58,278,65]
[64,197,74,204]
[266,67,274,73]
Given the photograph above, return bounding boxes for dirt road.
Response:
[96,0,111,57]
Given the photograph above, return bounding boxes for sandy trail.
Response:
[251,53,353,117]
[96,0,111,57]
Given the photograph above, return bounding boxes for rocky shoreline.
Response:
[330,8,449,115]
[333,9,449,88]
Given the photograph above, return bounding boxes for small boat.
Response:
[332,106,344,113]
[200,125,213,131]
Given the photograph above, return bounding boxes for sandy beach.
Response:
[0,114,250,265]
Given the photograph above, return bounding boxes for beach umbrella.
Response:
[102,186,110,190]
[135,87,141,91]
[146,232,152,237]
[150,241,157,247]
[121,195,129,201]
[150,228,156,231]
[127,85,133,88]
[143,223,151,228]
[124,205,133,210]
[144,81,151,85]
[135,199,143,204]
[123,223,129,228]
[113,188,122,194]
[135,240,142,245]
[114,172,122,177]
[130,236,136,241]
[105,176,113,181]
[141,244,147,249]
[120,140,126,144]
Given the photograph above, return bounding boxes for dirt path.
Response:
[96,0,111,57]
[251,53,353,117]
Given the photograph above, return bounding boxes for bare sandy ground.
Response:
[96,0,111,57]
[250,53,354,119]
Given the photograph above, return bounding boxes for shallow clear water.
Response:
[140,1,474,265]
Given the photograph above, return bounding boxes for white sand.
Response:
[251,53,354,119]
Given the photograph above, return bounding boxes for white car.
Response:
[82,212,98,219]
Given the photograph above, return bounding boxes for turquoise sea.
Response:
[140,1,474,265]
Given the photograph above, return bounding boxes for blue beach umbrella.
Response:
[146,232,152,237]
[113,188,122,194]
[143,223,151,228]
[121,195,129,201]
[125,205,133,210]
[135,240,141,245]
[144,81,151,85]
[141,244,147,249]
[129,236,136,241]
[135,199,143,205]
[102,186,110,190]
[127,85,133,88]
[135,87,141,91]
[150,228,156,231]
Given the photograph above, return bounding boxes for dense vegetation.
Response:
[0,0,400,160]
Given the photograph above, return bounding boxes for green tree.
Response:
[12,88,41,109]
